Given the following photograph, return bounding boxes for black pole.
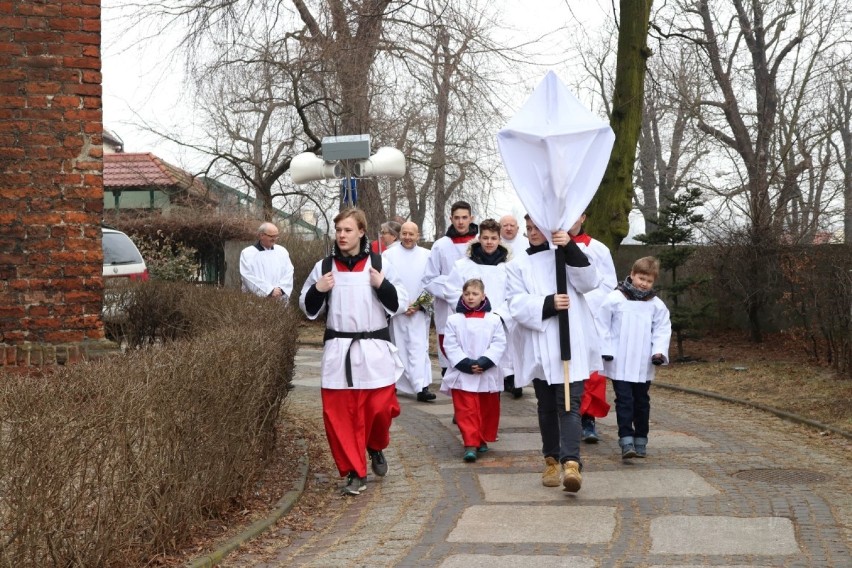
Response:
[554,246,571,361]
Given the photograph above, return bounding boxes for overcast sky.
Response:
[100,0,643,237]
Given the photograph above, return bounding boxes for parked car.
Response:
[102,227,147,324]
[102,227,148,281]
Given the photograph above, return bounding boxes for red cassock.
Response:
[580,371,610,418]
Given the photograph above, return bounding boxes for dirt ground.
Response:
[155,319,850,565]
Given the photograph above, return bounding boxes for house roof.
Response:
[104,153,215,204]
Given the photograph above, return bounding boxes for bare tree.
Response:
[658,0,850,339]
[829,61,852,243]
[586,0,654,249]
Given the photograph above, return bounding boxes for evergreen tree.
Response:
[636,187,711,360]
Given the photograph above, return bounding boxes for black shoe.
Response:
[511,387,523,399]
[368,449,388,477]
[416,387,436,402]
[342,472,367,495]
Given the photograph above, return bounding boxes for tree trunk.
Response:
[586,0,653,250]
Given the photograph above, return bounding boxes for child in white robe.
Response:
[599,256,672,459]
[441,278,506,462]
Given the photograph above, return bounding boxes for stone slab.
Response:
[411,402,456,416]
[496,416,537,429]
[463,432,539,452]
[650,515,800,555]
[291,375,321,387]
[441,555,596,568]
[649,431,712,448]
[448,505,615,543]
[479,469,719,502]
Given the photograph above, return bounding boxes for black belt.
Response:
[323,328,391,387]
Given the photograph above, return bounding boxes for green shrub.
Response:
[132,231,200,281]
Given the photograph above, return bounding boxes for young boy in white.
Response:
[441,278,506,462]
[599,256,672,459]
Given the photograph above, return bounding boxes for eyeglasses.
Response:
[263,233,280,239]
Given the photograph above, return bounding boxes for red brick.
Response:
[62,4,99,18]
[43,331,84,343]
[0,16,25,28]
[50,250,86,264]
[50,18,81,32]
[15,30,59,43]
[18,3,60,17]
[22,212,63,225]
[62,56,100,70]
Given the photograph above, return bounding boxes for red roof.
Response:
[103,153,215,204]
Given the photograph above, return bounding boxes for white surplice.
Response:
[299,258,408,390]
[599,290,671,383]
[239,243,294,301]
[506,248,603,386]
[440,312,506,394]
[383,244,433,394]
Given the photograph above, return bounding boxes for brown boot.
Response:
[562,460,582,493]
[541,456,561,487]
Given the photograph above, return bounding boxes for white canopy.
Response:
[497,71,615,238]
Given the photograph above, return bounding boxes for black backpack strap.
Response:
[321,255,333,275]
[370,252,382,272]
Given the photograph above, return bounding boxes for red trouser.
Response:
[321,385,400,478]
[451,388,500,447]
[580,371,611,417]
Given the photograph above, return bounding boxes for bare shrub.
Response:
[778,246,852,379]
[0,286,299,566]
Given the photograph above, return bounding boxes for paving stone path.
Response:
[221,347,852,567]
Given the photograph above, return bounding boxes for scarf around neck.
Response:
[618,276,656,301]
[470,242,508,266]
[455,295,491,317]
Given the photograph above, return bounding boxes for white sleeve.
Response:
[298,261,326,319]
[506,259,548,332]
[240,248,267,297]
[442,317,466,368]
[277,249,295,301]
[651,300,672,364]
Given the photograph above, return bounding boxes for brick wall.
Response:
[0,0,105,361]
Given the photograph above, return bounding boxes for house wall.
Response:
[0,0,107,364]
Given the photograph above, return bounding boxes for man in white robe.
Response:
[500,214,529,257]
[239,222,294,302]
[383,221,436,402]
[422,201,478,373]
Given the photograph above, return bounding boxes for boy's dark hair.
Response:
[632,256,660,278]
[450,201,472,216]
[478,218,500,235]
[462,278,485,293]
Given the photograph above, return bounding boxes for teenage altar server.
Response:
[383,221,436,403]
[506,215,604,493]
[239,222,294,301]
[422,200,478,373]
[299,208,409,497]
